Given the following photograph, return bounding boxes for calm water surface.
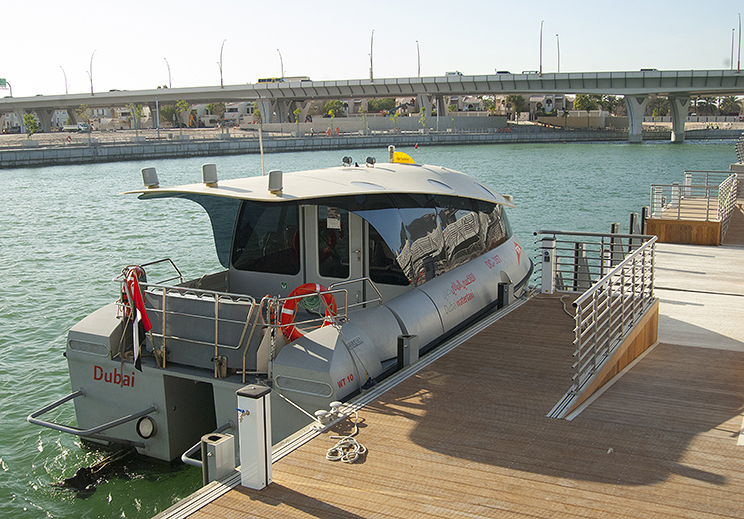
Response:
[1,140,737,518]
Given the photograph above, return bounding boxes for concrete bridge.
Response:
[2,69,743,143]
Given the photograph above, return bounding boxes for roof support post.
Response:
[625,95,648,144]
[669,97,690,143]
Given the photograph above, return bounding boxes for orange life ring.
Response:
[280,283,337,342]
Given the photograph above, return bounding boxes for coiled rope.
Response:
[326,412,366,463]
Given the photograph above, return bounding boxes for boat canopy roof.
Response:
[128,162,516,208]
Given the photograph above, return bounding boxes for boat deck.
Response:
[158,200,744,519]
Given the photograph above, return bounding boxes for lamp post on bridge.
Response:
[416,40,420,77]
[539,20,544,76]
[277,49,284,79]
[164,58,172,88]
[218,39,226,89]
[60,66,68,95]
[87,50,96,95]
[556,34,560,73]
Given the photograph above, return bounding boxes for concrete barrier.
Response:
[1,129,741,169]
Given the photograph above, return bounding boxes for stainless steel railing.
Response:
[650,170,738,242]
[534,230,653,293]
[569,236,656,397]
[535,231,656,416]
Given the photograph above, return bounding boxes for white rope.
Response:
[325,412,366,463]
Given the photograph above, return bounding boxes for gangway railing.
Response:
[535,231,657,418]
[568,236,656,399]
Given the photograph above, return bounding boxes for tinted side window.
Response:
[232,202,300,274]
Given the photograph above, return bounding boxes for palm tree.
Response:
[719,96,741,115]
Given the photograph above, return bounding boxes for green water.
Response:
[1,140,737,518]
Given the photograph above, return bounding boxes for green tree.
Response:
[293,107,302,134]
[572,94,597,112]
[128,103,144,137]
[22,113,38,139]
[253,102,262,125]
[76,104,91,133]
[646,95,669,117]
[419,107,427,131]
[367,98,396,112]
[506,94,527,122]
[206,102,226,130]
[719,96,741,115]
[175,100,189,135]
[695,97,719,116]
[323,100,344,117]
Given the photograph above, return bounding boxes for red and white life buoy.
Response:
[280,283,337,342]
[66,135,72,143]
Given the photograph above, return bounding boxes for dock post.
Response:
[541,236,557,294]
[236,385,272,490]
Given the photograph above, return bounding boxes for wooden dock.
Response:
[157,201,744,519]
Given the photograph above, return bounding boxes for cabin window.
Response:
[369,226,410,286]
[317,206,349,278]
[231,201,300,275]
[438,200,486,270]
[478,201,511,251]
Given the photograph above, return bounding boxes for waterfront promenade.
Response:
[154,200,744,519]
[2,125,742,169]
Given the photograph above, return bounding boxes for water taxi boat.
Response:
[29,147,532,463]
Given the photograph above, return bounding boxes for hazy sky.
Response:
[2,0,743,98]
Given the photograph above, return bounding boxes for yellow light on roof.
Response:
[392,151,415,164]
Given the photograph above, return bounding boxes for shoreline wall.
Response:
[1,129,741,169]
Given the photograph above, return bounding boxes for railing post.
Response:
[237,384,272,490]
[541,236,557,294]
[651,186,662,217]
[671,183,681,218]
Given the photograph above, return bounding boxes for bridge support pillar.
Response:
[417,94,432,117]
[669,97,690,143]
[34,108,55,132]
[625,95,648,144]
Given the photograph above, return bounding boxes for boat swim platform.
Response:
[156,242,744,519]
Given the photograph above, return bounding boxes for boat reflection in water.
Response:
[28,146,532,465]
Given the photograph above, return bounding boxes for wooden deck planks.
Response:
[186,296,744,519]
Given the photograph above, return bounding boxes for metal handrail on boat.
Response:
[240,281,384,383]
[27,389,157,447]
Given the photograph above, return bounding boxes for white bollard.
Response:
[236,385,272,490]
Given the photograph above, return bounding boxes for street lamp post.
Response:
[277,49,284,78]
[556,34,560,73]
[87,50,96,95]
[370,29,374,82]
[738,13,741,73]
[60,66,68,94]
[164,58,172,88]
[539,21,544,76]
[416,40,420,77]
[218,39,226,88]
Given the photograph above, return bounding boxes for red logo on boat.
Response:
[94,365,135,387]
[514,242,522,263]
